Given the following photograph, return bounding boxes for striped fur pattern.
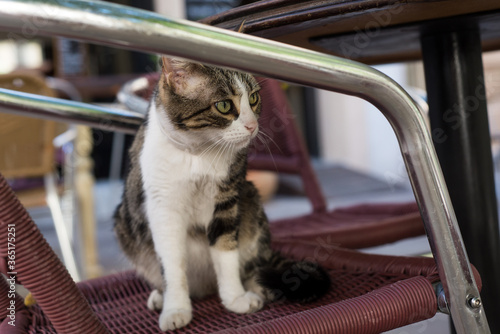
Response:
[114,58,329,331]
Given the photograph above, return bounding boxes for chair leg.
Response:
[75,125,101,278]
[422,23,500,334]
[44,172,81,281]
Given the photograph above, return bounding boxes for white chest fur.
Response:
[140,104,233,228]
[141,103,232,298]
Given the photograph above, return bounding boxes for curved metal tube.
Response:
[0,88,144,134]
[0,0,489,332]
[116,77,150,115]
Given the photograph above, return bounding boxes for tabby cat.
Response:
[114,57,330,331]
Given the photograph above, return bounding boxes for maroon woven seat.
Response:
[32,257,439,334]
[271,202,423,249]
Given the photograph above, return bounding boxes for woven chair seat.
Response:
[25,237,440,334]
[270,202,425,249]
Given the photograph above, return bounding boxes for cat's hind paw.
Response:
[159,308,192,331]
[147,289,163,311]
[224,291,263,314]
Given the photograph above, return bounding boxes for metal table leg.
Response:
[422,24,500,333]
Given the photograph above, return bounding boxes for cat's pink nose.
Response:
[245,123,257,134]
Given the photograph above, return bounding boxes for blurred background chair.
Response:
[0,73,81,281]
[0,73,101,281]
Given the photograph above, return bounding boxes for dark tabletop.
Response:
[202,0,500,64]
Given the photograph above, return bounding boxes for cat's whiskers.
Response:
[212,140,235,192]
[200,146,218,187]
[216,141,233,171]
[201,138,232,189]
[201,139,229,187]
[229,143,236,168]
[257,130,282,153]
[198,138,226,160]
[211,140,231,189]
[256,132,278,172]
[223,141,237,185]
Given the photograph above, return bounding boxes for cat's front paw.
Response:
[147,289,163,311]
[159,308,192,331]
[224,291,263,314]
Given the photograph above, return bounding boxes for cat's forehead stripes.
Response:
[210,67,259,96]
[158,64,260,132]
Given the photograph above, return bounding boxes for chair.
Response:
[0,74,102,281]
[0,73,82,281]
[0,0,488,333]
[0,74,58,182]
[0,75,459,334]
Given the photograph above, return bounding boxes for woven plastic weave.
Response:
[28,255,438,334]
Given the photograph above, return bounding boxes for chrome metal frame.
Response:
[44,172,80,281]
[0,0,490,332]
[0,88,144,134]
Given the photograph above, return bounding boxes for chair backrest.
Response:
[248,78,327,213]
[0,74,57,179]
[132,74,327,213]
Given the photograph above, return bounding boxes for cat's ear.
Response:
[161,57,188,88]
[161,57,206,97]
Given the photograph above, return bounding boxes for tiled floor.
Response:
[31,162,453,333]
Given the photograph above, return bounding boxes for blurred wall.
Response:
[316,63,410,184]
[154,0,185,19]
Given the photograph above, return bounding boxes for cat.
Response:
[114,57,330,331]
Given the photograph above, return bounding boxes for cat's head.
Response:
[155,57,261,152]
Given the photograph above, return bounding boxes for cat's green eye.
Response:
[249,92,259,106]
[215,100,232,114]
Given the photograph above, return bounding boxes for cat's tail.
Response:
[257,252,330,303]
